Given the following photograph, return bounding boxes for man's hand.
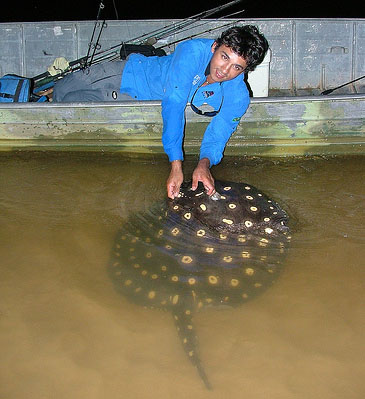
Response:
[192,158,215,196]
[167,160,184,199]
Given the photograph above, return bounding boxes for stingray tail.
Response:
[171,306,212,390]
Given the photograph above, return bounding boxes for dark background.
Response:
[0,0,362,22]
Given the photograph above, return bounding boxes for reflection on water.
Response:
[0,152,364,398]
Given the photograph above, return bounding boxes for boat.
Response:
[0,18,364,157]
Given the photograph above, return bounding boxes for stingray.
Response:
[108,180,291,389]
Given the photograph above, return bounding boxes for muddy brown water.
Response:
[0,152,364,399]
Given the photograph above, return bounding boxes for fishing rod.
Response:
[156,20,242,52]
[87,20,107,67]
[32,0,242,88]
[90,2,244,65]
[321,74,365,95]
[157,9,245,50]
[96,0,242,53]
[84,0,106,68]
[104,13,246,64]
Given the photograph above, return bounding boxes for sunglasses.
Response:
[189,84,224,117]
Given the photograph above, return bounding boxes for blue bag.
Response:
[0,74,32,102]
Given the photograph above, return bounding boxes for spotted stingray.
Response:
[108,180,291,389]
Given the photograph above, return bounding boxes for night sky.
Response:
[0,0,362,22]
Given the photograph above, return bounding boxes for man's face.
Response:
[208,43,247,83]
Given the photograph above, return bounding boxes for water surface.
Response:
[0,152,364,399]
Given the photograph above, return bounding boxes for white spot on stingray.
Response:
[265,227,274,234]
[246,195,253,200]
[245,220,253,228]
[223,186,231,191]
[222,218,233,225]
[199,204,207,211]
[171,228,180,236]
[228,203,237,209]
[208,275,218,284]
[250,206,258,212]
[196,229,206,237]
[184,212,191,220]
[244,186,251,190]
[182,256,193,264]
[237,235,246,242]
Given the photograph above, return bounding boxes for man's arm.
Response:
[192,158,215,196]
[166,160,184,199]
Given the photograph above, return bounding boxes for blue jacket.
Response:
[120,39,250,166]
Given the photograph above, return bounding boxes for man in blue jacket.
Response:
[53,26,269,198]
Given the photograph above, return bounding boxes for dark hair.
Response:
[215,25,269,72]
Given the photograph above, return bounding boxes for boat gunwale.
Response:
[1,93,365,110]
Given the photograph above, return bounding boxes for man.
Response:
[53,26,269,198]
